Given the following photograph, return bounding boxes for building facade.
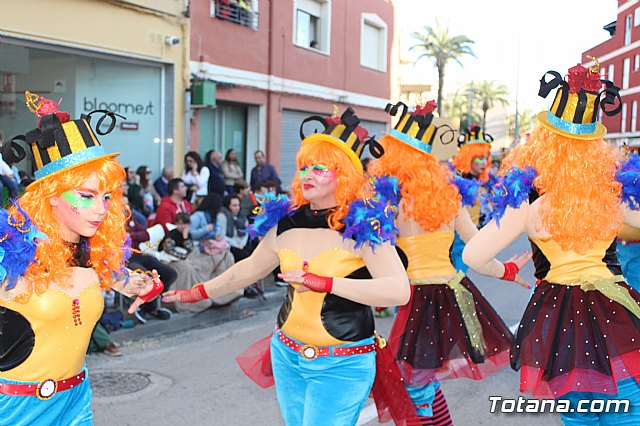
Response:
[189,0,394,189]
[583,0,640,148]
[0,0,189,177]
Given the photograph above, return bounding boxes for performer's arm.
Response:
[462,203,531,287]
[281,241,410,307]
[622,203,640,228]
[163,227,280,302]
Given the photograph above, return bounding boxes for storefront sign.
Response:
[83,97,154,116]
[120,122,139,131]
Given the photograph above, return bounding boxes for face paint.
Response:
[62,191,95,209]
[61,190,112,210]
[472,157,487,164]
[299,164,335,178]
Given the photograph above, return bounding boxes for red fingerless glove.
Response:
[139,280,164,303]
[173,284,209,303]
[302,273,333,293]
[501,262,520,282]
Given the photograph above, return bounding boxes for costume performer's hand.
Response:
[278,270,333,293]
[503,251,533,289]
[127,270,164,314]
[162,284,209,303]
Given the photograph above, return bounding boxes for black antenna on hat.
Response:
[82,110,126,135]
[299,115,328,140]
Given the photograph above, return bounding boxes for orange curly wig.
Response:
[15,157,127,296]
[451,143,491,183]
[502,125,622,253]
[370,135,461,232]
[291,139,367,230]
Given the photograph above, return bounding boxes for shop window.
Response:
[294,0,331,53]
[211,0,259,29]
[360,13,388,72]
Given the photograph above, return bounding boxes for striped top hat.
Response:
[536,59,622,140]
[457,123,493,148]
[299,106,383,172]
[385,100,454,155]
[4,92,122,185]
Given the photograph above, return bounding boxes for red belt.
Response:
[276,328,376,360]
[619,239,640,245]
[0,370,86,400]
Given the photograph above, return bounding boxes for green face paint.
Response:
[61,190,96,209]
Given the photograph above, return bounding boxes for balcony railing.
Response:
[213,1,258,29]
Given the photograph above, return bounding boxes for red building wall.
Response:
[583,0,640,138]
[190,0,394,167]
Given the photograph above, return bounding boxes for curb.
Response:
[112,285,287,342]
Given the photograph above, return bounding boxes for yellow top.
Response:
[0,283,103,382]
[466,200,481,226]
[530,236,614,283]
[397,230,457,280]
[278,247,365,346]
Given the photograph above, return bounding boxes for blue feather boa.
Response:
[248,193,293,238]
[0,202,47,290]
[487,166,537,226]
[616,153,640,210]
[342,176,400,249]
[450,173,480,207]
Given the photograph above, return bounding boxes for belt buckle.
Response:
[300,344,319,360]
[36,378,57,400]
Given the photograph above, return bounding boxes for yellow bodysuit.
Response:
[0,283,103,382]
[396,230,457,280]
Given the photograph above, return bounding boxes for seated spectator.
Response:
[154,166,173,198]
[217,195,249,262]
[137,165,161,216]
[182,151,209,204]
[205,150,226,198]
[0,151,19,199]
[154,178,193,232]
[234,180,253,219]
[122,181,147,227]
[88,323,121,357]
[190,193,223,241]
[158,213,238,313]
[125,166,144,213]
[125,197,178,323]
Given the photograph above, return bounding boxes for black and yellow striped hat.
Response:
[536,62,622,140]
[299,107,383,171]
[385,101,454,155]
[4,92,121,185]
[457,124,493,148]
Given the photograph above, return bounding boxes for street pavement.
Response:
[88,235,562,425]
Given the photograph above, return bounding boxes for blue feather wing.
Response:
[248,193,293,238]
[451,173,480,207]
[617,153,640,210]
[487,166,537,227]
[342,176,401,249]
[0,202,47,290]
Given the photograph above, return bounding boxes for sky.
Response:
[393,0,619,115]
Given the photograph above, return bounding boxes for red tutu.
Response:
[511,280,640,398]
[389,277,513,386]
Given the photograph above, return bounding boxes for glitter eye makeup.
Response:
[299,164,334,178]
[61,191,96,209]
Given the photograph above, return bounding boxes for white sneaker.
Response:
[134,308,147,324]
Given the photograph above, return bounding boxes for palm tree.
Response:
[442,90,481,129]
[508,108,536,139]
[473,80,510,129]
[410,20,476,116]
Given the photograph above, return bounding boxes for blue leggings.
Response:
[618,243,640,292]
[270,332,376,426]
[0,367,93,426]
[559,378,640,425]
[406,381,441,417]
[450,231,469,274]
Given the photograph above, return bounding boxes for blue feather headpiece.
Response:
[616,153,640,210]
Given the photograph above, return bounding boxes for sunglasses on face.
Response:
[299,164,334,178]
